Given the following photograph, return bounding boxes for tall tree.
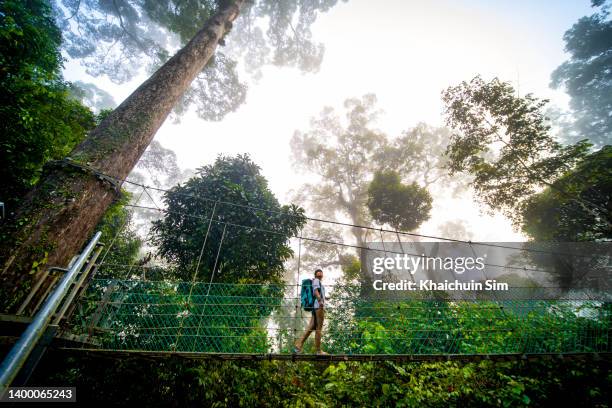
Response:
[54,0,343,121]
[291,95,455,277]
[550,0,612,147]
[151,154,305,283]
[290,94,387,272]
[0,0,342,311]
[520,146,611,242]
[382,123,465,194]
[442,75,611,240]
[0,1,242,311]
[366,170,432,232]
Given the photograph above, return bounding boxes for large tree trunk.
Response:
[347,207,368,278]
[0,1,244,313]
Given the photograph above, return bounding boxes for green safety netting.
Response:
[65,277,611,355]
[56,180,610,357]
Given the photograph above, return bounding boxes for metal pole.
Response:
[52,244,104,325]
[0,231,102,395]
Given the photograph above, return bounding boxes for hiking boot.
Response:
[316,350,329,356]
[292,345,302,354]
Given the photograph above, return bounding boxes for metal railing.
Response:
[0,232,102,396]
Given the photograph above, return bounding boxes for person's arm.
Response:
[315,288,322,303]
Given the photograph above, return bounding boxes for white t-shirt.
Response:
[312,278,325,309]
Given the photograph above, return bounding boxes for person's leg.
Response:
[295,311,316,350]
[314,308,325,352]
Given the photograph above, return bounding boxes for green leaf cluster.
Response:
[551,0,612,147]
[0,0,95,208]
[520,146,612,241]
[441,76,610,244]
[367,170,433,231]
[35,350,611,407]
[151,154,306,284]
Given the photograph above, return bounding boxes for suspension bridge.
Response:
[1,166,610,391]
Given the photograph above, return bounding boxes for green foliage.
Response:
[292,97,454,277]
[367,170,432,231]
[151,154,306,283]
[65,192,143,332]
[322,277,609,357]
[94,192,142,269]
[520,146,612,241]
[54,0,346,121]
[73,275,612,357]
[51,264,612,405]
[68,155,305,353]
[83,280,280,353]
[328,296,609,356]
[0,0,95,208]
[340,255,361,280]
[77,155,304,351]
[550,0,612,147]
[95,108,114,124]
[441,75,596,228]
[291,94,387,223]
[34,350,612,407]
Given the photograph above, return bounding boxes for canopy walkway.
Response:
[1,171,610,393]
[56,175,609,359]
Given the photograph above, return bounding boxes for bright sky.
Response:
[62,0,593,242]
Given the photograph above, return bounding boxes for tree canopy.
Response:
[442,75,610,242]
[367,170,433,232]
[69,80,117,112]
[0,2,610,404]
[151,154,305,283]
[291,96,453,231]
[442,76,594,222]
[291,94,386,228]
[53,0,346,121]
[520,146,611,241]
[0,0,95,207]
[291,95,459,278]
[550,0,612,147]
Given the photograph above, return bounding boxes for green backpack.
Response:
[300,278,316,311]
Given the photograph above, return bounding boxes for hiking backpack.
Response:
[300,278,316,311]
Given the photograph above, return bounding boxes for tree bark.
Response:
[0,0,245,313]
